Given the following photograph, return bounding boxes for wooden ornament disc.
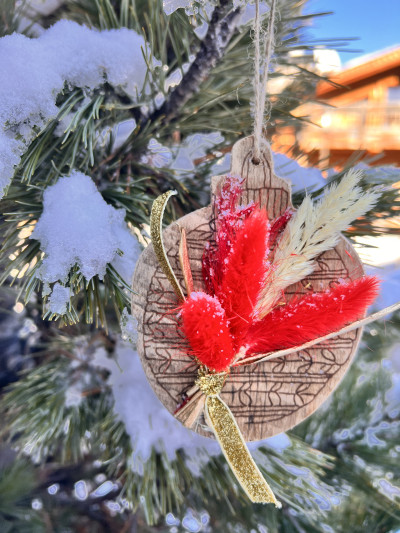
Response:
[131,136,364,441]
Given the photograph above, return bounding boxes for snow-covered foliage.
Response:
[25,0,63,17]
[0,134,21,197]
[64,381,85,408]
[93,341,291,471]
[135,130,327,193]
[0,20,148,197]
[120,308,139,345]
[162,0,269,26]
[142,134,326,196]
[47,283,70,315]
[171,132,224,173]
[112,122,327,194]
[163,0,192,15]
[213,150,327,192]
[272,152,327,192]
[93,343,218,468]
[31,172,141,285]
[163,0,216,15]
[141,138,173,168]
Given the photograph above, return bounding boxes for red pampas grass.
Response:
[216,210,270,348]
[180,292,236,372]
[268,208,292,248]
[244,276,380,356]
[181,176,380,372]
[203,176,256,295]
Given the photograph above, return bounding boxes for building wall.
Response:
[272,49,400,168]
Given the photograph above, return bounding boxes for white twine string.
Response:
[253,0,277,164]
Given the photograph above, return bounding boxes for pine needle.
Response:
[257,169,380,317]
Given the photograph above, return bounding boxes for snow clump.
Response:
[47,283,70,315]
[0,20,148,197]
[31,171,141,285]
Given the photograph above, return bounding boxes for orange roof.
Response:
[317,47,400,98]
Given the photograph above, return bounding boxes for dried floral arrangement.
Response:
[180,172,379,370]
[145,162,381,505]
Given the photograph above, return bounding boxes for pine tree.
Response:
[0,1,399,532]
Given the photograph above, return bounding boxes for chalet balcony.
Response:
[297,103,400,164]
[270,47,400,167]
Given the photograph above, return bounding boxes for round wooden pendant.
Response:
[131,137,364,441]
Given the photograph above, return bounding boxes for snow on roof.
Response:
[343,44,400,70]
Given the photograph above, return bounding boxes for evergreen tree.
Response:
[0,1,399,531]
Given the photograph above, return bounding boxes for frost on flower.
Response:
[0,20,149,197]
[31,171,141,284]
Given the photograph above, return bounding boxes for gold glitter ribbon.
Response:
[150,191,185,302]
[151,191,279,505]
[196,368,281,506]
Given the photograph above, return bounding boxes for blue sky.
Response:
[305,0,400,65]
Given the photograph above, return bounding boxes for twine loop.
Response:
[252,0,277,164]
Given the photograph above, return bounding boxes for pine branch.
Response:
[106,1,245,170]
[0,0,23,37]
[143,0,244,126]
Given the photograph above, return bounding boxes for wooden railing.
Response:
[299,103,400,152]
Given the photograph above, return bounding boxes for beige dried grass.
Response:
[256,169,380,318]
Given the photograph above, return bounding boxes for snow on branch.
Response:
[163,0,216,15]
[150,0,243,125]
[0,20,149,198]
[92,340,291,472]
[31,171,141,291]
